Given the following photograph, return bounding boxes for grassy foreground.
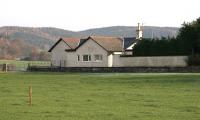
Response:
[0,73,199,120]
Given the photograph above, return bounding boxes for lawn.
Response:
[0,73,199,120]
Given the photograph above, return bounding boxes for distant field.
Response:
[0,60,50,70]
[0,73,199,120]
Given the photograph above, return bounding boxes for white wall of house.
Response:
[51,39,109,67]
[67,39,109,67]
[51,40,70,66]
[108,54,113,67]
[113,55,188,67]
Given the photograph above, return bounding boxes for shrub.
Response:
[187,54,200,66]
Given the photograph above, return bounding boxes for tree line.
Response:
[132,37,184,56]
[133,17,200,56]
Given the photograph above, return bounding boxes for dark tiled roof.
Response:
[123,37,137,49]
[77,38,87,48]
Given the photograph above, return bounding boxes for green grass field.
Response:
[0,73,200,120]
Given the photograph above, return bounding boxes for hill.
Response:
[79,26,178,38]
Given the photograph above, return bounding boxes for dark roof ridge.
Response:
[48,38,72,52]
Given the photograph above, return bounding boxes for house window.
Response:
[94,54,103,62]
[77,55,80,61]
[83,55,91,61]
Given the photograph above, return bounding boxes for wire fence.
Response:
[0,60,51,71]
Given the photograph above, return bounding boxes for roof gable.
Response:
[74,38,108,53]
[48,38,72,52]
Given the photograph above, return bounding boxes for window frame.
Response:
[77,55,80,62]
[94,54,103,62]
[82,54,91,62]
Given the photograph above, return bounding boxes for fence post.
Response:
[27,63,30,71]
[3,63,8,72]
[29,86,32,106]
[6,63,8,72]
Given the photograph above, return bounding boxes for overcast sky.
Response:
[0,0,199,31]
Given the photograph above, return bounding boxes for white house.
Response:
[48,36,137,67]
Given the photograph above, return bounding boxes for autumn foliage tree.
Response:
[0,37,50,60]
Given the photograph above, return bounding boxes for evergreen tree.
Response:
[177,17,200,55]
[133,17,200,56]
